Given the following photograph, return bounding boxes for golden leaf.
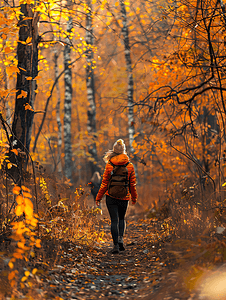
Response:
[11,149,18,156]
[23,192,32,198]
[24,103,34,111]
[13,252,23,259]
[15,204,24,216]
[4,47,11,54]
[36,239,41,248]
[8,271,16,280]
[17,90,27,99]
[6,66,19,76]
[24,201,33,217]
[16,195,23,205]
[21,185,30,192]
[32,268,38,275]
[21,276,27,282]
[8,262,14,269]
[13,186,21,195]
[26,37,32,44]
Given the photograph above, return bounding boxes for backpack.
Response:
[107,161,130,199]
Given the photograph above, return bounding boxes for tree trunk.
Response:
[12,4,39,153]
[86,1,99,176]
[2,27,11,125]
[63,11,73,182]
[54,46,63,175]
[76,104,82,183]
[119,0,138,181]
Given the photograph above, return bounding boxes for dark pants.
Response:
[106,195,129,245]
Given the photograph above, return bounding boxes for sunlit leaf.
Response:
[11,149,18,156]
[16,195,23,205]
[15,204,24,216]
[13,186,21,195]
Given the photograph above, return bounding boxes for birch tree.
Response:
[85,0,99,176]
[63,4,73,181]
[119,0,138,179]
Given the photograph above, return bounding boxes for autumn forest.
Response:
[1,0,226,299]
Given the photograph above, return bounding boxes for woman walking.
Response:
[96,139,138,254]
[89,171,102,208]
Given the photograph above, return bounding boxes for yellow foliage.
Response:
[15,204,24,216]
[8,271,16,281]
[13,252,23,259]
[36,239,41,248]
[16,195,23,204]
[17,90,27,99]
[21,276,27,282]
[11,149,18,156]
[32,268,38,275]
[21,185,30,192]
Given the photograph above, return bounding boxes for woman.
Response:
[89,171,102,208]
[96,139,138,254]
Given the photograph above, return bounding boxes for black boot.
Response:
[111,244,119,254]
[118,236,125,251]
[119,243,125,251]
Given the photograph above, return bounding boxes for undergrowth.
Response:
[148,174,226,295]
[0,167,104,299]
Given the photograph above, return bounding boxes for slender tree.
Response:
[2,24,11,125]
[85,0,99,176]
[63,2,73,181]
[54,45,63,175]
[119,0,138,179]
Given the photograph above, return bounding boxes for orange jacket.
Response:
[96,154,138,202]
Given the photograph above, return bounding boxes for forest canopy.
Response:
[0,0,226,211]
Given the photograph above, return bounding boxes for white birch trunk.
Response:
[120,0,138,180]
[3,58,11,125]
[63,12,73,181]
[2,26,11,125]
[85,1,99,176]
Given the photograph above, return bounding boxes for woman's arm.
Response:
[96,163,112,202]
[129,165,138,203]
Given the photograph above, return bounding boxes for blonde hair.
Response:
[91,171,101,183]
[103,150,117,163]
[103,139,127,163]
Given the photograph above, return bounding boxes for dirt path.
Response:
[35,209,192,300]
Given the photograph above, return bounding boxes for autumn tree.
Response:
[85,0,100,176]
[118,0,139,180]
[63,0,73,182]
[131,0,226,193]
[53,44,63,175]
[12,4,39,154]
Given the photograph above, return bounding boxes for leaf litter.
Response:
[2,194,226,300]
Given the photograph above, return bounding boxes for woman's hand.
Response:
[131,199,137,205]
[96,200,101,206]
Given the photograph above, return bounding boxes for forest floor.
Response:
[22,199,218,300]
[2,197,225,300]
